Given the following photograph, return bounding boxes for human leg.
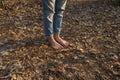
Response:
[42,0,63,49]
[53,0,69,47]
[53,0,67,33]
[42,0,55,37]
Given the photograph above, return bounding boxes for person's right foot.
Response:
[47,37,63,50]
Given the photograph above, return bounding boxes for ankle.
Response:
[54,35,60,40]
[47,37,55,43]
[54,33,60,38]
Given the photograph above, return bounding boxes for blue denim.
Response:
[42,0,67,37]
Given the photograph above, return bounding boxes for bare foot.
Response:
[47,37,63,50]
[54,35,69,47]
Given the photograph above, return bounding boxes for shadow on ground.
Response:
[0,0,120,80]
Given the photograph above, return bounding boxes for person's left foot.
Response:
[47,37,64,50]
[54,35,69,47]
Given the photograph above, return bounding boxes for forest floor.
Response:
[0,0,120,80]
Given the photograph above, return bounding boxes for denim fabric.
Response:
[42,0,67,37]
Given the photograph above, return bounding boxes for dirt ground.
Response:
[0,0,120,80]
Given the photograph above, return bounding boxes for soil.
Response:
[0,0,120,80]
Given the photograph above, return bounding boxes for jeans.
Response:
[42,0,67,37]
